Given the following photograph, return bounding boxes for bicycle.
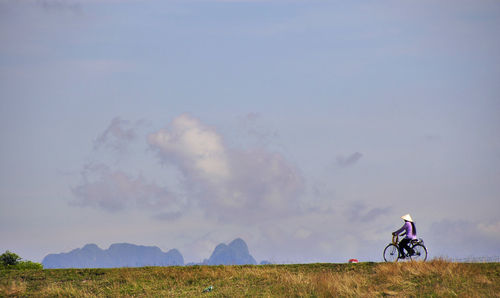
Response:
[383,234,428,262]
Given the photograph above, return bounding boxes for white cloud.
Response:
[148,114,231,187]
[71,163,180,212]
[148,114,305,222]
[72,114,304,224]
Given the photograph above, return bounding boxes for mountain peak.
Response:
[228,238,249,254]
[82,243,101,251]
[206,238,256,265]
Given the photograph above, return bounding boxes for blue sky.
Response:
[1,0,499,263]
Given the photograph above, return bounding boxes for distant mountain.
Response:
[205,238,257,265]
[42,243,183,269]
[42,238,259,268]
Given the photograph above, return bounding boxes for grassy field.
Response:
[1,259,499,297]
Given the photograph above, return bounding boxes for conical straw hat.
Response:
[401,214,413,222]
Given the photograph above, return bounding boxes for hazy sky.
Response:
[1,0,499,264]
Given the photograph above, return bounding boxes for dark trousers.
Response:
[399,238,414,257]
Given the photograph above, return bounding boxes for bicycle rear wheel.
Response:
[410,244,427,261]
[383,244,399,262]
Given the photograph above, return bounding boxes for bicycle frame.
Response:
[392,234,399,245]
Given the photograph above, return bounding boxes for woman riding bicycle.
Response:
[392,214,417,259]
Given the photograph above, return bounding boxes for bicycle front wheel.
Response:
[410,244,427,261]
[383,244,399,262]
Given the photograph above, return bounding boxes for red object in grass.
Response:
[348,259,359,263]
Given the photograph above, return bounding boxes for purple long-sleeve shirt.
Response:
[394,221,416,240]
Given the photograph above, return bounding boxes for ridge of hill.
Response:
[42,243,183,269]
[42,238,260,268]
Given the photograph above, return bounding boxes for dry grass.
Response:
[1,260,499,297]
[311,271,368,297]
[2,280,27,296]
